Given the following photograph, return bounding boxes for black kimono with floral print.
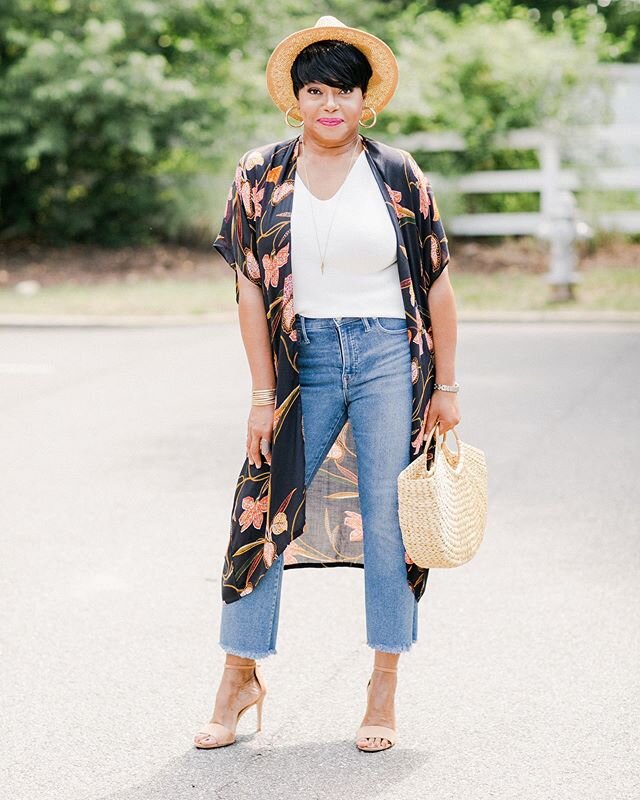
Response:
[213,132,450,605]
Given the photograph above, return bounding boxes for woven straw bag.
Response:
[397,422,488,568]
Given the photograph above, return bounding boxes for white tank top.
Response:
[290,149,406,318]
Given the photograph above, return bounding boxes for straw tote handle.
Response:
[421,421,462,475]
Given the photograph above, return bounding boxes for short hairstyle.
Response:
[290,39,373,98]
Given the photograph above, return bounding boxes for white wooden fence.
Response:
[392,124,640,298]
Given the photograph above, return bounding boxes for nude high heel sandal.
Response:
[193,663,266,749]
[355,665,398,752]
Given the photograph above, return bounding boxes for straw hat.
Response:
[265,15,399,124]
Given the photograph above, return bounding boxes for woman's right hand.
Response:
[246,404,274,468]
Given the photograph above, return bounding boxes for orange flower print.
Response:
[240,582,254,596]
[238,495,269,532]
[411,357,419,384]
[244,150,265,171]
[415,313,425,357]
[268,489,297,538]
[263,540,277,568]
[271,511,288,536]
[399,276,416,310]
[404,550,414,565]
[283,540,304,565]
[431,189,441,221]
[283,547,297,565]
[251,184,265,220]
[407,155,431,219]
[240,178,253,218]
[272,180,295,204]
[418,182,430,219]
[233,161,243,192]
[384,182,415,220]
[245,247,261,281]
[426,326,434,353]
[282,274,295,334]
[427,233,442,271]
[412,398,431,456]
[263,243,289,288]
[345,510,363,542]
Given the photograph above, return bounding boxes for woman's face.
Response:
[297,81,365,143]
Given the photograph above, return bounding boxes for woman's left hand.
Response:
[424,389,461,438]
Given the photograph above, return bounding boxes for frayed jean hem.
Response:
[218,642,277,659]
[367,641,413,654]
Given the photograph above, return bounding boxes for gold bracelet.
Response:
[252,388,276,406]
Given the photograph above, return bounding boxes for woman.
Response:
[194,15,460,753]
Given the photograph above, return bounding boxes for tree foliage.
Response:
[0,0,266,244]
[434,0,640,63]
[0,0,631,245]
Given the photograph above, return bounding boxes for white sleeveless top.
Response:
[290,149,406,318]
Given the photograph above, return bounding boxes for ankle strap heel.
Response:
[357,666,399,751]
[193,663,266,749]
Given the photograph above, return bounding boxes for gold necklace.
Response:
[299,134,362,274]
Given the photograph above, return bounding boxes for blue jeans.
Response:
[218,316,419,658]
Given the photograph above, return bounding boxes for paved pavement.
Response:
[1,320,639,800]
[1,309,639,326]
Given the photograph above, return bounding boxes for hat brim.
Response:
[265,24,399,123]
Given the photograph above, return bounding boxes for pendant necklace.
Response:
[299,134,362,274]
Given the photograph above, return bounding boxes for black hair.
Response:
[290,39,372,98]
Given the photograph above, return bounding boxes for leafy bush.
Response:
[0,0,266,245]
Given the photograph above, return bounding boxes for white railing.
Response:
[392,125,640,299]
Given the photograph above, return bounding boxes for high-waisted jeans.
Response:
[218,315,419,659]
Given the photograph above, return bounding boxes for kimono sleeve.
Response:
[423,178,451,287]
[212,152,262,304]
[409,153,451,288]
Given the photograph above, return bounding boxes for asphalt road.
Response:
[1,320,639,800]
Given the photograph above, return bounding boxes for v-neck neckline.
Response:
[295,147,366,203]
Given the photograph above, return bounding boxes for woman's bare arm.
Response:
[425,268,461,435]
[236,268,275,468]
[428,268,457,385]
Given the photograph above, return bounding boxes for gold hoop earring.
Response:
[359,105,377,128]
[285,105,304,128]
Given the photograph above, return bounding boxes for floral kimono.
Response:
[213,131,450,605]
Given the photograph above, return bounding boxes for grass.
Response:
[453,266,640,312]
[0,276,236,316]
[0,266,638,316]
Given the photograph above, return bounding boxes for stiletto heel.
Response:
[193,662,267,749]
[256,692,264,731]
[355,665,398,752]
